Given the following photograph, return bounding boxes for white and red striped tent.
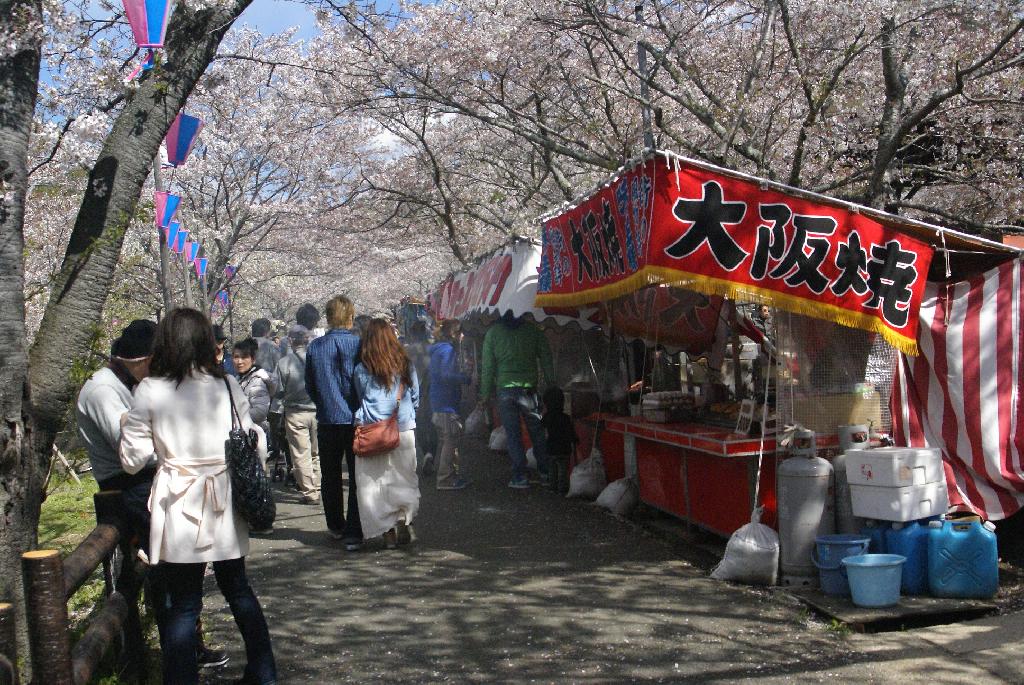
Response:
[892,257,1024,520]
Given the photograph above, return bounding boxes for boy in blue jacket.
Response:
[429,320,472,490]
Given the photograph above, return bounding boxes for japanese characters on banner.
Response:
[429,241,598,329]
[536,154,935,355]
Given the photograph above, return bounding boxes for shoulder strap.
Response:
[223,377,242,430]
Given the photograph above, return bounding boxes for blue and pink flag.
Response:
[124,49,156,83]
[121,0,172,49]
[165,113,204,167]
[194,257,208,279]
[224,264,238,281]
[165,221,180,247]
[154,191,180,229]
[171,230,187,254]
[185,241,200,264]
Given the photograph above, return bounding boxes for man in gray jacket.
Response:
[276,325,321,503]
[77,320,157,497]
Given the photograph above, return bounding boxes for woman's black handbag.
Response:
[224,378,276,531]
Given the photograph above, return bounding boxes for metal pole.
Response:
[636,1,655,151]
[181,249,195,308]
[728,300,746,401]
[227,283,235,339]
[152,159,174,313]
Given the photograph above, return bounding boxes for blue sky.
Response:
[237,0,320,40]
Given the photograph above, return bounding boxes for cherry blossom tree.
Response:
[319,0,1023,237]
[1,0,255,657]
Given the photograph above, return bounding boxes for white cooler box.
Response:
[844,447,943,487]
[848,481,949,522]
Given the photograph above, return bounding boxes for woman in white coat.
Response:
[120,308,276,685]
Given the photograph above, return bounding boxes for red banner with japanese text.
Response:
[535,155,935,354]
[429,241,600,329]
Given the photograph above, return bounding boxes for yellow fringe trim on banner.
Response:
[535,265,920,356]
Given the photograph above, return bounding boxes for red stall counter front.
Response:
[595,414,842,537]
[574,413,842,537]
[602,415,778,537]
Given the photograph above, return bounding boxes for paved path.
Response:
[198,441,1024,683]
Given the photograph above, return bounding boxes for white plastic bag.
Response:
[488,426,508,452]
[710,507,779,586]
[595,477,639,517]
[465,406,489,438]
[567,448,607,499]
[526,447,537,470]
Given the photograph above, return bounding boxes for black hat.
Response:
[112,320,156,359]
[212,324,228,342]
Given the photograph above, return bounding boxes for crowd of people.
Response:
[75,296,576,684]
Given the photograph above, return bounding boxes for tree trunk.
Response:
[30,0,252,440]
[0,0,45,665]
[0,0,250,667]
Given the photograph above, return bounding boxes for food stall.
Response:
[427,238,622,467]
[535,150,1023,535]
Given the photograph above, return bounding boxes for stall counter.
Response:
[591,414,838,538]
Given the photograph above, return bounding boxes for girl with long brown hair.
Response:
[352,318,421,548]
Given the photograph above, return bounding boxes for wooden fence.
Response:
[10,491,146,685]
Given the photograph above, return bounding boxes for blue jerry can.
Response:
[860,520,891,554]
[885,521,929,595]
[927,519,998,598]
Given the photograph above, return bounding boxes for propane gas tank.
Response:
[778,430,835,585]
[833,425,869,534]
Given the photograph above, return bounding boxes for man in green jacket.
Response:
[480,311,555,488]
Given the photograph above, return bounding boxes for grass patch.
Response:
[39,473,99,554]
[37,473,162,683]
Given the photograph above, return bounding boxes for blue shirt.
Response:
[305,328,361,425]
[221,353,237,377]
[428,341,470,414]
[353,364,420,432]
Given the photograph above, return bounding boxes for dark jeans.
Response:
[98,467,157,554]
[317,423,363,540]
[269,411,291,469]
[549,454,570,494]
[156,558,275,685]
[496,387,549,480]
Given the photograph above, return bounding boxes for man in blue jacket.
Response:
[305,295,363,550]
[429,319,472,490]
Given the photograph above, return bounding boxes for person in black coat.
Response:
[542,387,578,495]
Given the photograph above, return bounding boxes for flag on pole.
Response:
[224,264,237,280]
[186,241,200,264]
[165,221,180,247]
[124,49,156,83]
[121,0,173,48]
[165,113,204,167]
[194,257,208,279]
[154,191,180,229]
[172,230,187,253]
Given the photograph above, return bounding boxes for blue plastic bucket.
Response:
[812,535,871,596]
[842,554,906,607]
